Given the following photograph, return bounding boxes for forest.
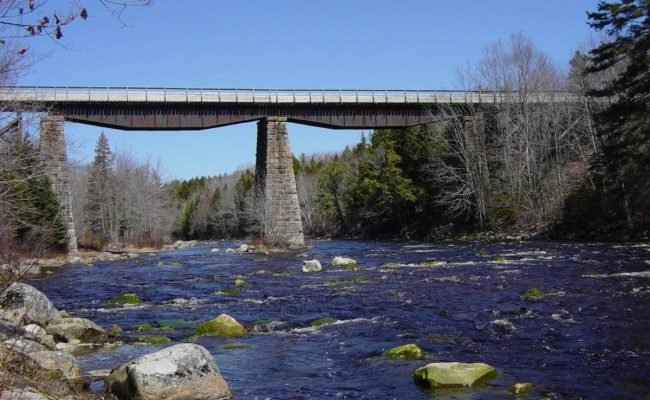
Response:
[0,3,648,262]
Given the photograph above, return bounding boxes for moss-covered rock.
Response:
[233,279,246,286]
[418,260,447,267]
[136,335,171,344]
[109,293,142,305]
[381,262,402,267]
[490,256,507,263]
[308,317,337,327]
[509,382,533,394]
[413,362,496,388]
[157,319,194,329]
[195,314,247,337]
[523,288,545,300]
[129,324,153,332]
[382,344,425,360]
[219,343,256,351]
[332,256,357,270]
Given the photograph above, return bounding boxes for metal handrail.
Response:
[0,85,584,104]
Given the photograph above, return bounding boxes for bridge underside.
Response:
[50,103,439,130]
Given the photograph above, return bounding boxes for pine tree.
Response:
[586,0,649,232]
[85,132,114,243]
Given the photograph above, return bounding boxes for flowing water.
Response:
[27,240,650,399]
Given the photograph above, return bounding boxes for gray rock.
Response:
[238,244,249,253]
[23,324,47,337]
[15,262,42,276]
[88,369,112,378]
[0,319,18,341]
[331,256,357,270]
[28,350,81,380]
[3,338,47,355]
[490,319,516,334]
[46,317,105,342]
[0,283,61,325]
[0,387,52,400]
[302,259,322,273]
[107,343,232,400]
[95,252,117,262]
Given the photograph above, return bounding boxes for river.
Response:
[27,240,650,399]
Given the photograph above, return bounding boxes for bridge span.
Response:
[0,86,584,251]
[1,86,581,130]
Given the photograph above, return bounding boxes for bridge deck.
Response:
[0,86,582,105]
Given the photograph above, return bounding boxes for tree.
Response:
[586,0,649,231]
[84,132,114,244]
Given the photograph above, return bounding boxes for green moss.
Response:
[219,343,256,351]
[215,289,243,295]
[159,327,174,334]
[129,324,153,332]
[195,314,247,337]
[523,288,545,299]
[109,293,142,305]
[136,335,171,344]
[414,362,496,388]
[381,262,402,267]
[382,344,425,360]
[233,278,246,286]
[157,319,194,329]
[476,251,488,257]
[308,317,337,327]
[321,275,368,285]
[490,256,507,263]
[418,260,447,267]
[509,382,533,394]
[157,261,181,267]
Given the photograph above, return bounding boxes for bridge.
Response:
[0,86,584,253]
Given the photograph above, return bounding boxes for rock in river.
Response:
[414,362,496,388]
[332,256,357,270]
[382,344,425,360]
[0,283,61,325]
[107,343,232,400]
[195,314,247,337]
[28,350,82,380]
[46,317,106,342]
[302,259,322,273]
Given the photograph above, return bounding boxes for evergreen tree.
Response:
[85,132,114,242]
[0,129,66,253]
[587,0,649,231]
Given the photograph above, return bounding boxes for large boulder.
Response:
[302,259,322,273]
[195,314,247,337]
[331,256,357,270]
[0,387,51,400]
[3,338,47,355]
[107,343,232,400]
[414,362,495,388]
[0,320,18,341]
[28,350,82,380]
[46,317,105,342]
[0,283,61,325]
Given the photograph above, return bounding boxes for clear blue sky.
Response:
[22,0,600,180]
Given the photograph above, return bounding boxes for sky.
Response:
[21,0,601,180]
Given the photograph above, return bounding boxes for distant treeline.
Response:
[1,23,648,260]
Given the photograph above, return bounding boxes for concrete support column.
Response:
[40,115,78,258]
[255,117,304,247]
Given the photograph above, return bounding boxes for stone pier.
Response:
[255,117,304,247]
[40,115,78,258]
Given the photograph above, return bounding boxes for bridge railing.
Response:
[0,86,585,104]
